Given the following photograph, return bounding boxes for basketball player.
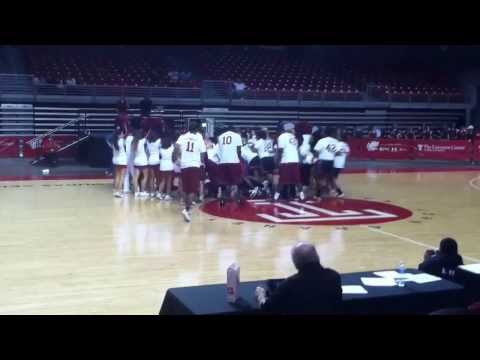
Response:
[107,130,127,198]
[254,128,275,196]
[332,135,350,197]
[297,122,314,198]
[133,129,149,198]
[217,126,243,205]
[275,122,304,201]
[205,136,221,199]
[174,121,206,222]
[158,136,174,201]
[313,127,340,198]
[147,130,161,198]
[241,140,263,198]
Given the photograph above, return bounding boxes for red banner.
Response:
[0,136,77,158]
[348,139,478,162]
[348,139,413,160]
[414,140,473,161]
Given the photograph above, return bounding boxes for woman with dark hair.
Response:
[147,129,161,198]
[158,136,174,200]
[132,129,149,198]
[107,129,127,198]
[418,237,464,279]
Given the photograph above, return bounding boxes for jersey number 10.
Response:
[222,136,232,145]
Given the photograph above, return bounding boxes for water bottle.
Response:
[396,261,406,287]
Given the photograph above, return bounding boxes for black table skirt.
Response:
[159,269,465,315]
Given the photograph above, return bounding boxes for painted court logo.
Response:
[201,198,412,226]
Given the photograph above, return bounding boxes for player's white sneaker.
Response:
[164,195,172,201]
[114,191,123,198]
[140,191,149,197]
[249,186,260,199]
[199,195,204,202]
[182,208,191,222]
[299,191,305,201]
[134,192,140,198]
[274,192,280,201]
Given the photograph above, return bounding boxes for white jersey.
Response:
[241,143,258,164]
[217,131,243,164]
[134,138,148,166]
[334,141,350,169]
[125,135,134,163]
[159,145,174,171]
[147,138,161,165]
[110,137,127,166]
[299,134,313,165]
[176,132,206,168]
[314,136,340,161]
[207,144,220,164]
[277,132,299,163]
[254,138,274,158]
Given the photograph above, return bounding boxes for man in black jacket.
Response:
[418,237,464,280]
[255,242,342,314]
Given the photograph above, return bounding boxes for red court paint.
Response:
[201,198,413,226]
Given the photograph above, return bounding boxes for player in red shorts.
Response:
[217,126,243,206]
[174,121,206,222]
[274,122,304,201]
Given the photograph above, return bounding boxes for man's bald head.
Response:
[291,242,320,270]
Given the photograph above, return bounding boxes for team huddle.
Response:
[107,120,350,222]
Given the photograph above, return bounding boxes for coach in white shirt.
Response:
[275,122,304,201]
[174,121,207,222]
[313,127,340,197]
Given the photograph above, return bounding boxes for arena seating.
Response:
[21,46,465,102]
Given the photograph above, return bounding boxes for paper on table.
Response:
[409,273,442,284]
[361,277,397,287]
[342,285,368,294]
[373,271,413,278]
[459,263,480,274]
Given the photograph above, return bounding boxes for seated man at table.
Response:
[255,242,342,314]
[418,237,464,280]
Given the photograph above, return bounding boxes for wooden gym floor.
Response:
[1,170,480,314]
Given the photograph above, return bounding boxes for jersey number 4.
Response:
[186,141,195,152]
[222,136,232,145]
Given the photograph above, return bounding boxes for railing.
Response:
[0,73,470,105]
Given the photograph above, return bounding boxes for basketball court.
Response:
[1,164,479,314]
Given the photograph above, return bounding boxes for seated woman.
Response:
[418,237,464,280]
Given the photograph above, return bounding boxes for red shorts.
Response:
[181,167,201,194]
[279,163,301,185]
[149,164,159,170]
[135,165,148,169]
[218,163,243,185]
[115,165,127,170]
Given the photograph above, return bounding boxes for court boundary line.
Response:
[469,175,480,191]
[362,225,480,263]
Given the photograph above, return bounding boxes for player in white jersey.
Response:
[297,122,314,198]
[132,129,149,198]
[274,122,304,201]
[174,121,207,222]
[217,126,243,205]
[333,135,350,197]
[205,137,221,199]
[147,131,161,197]
[313,127,340,198]
[123,130,135,194]
[158,135,174,201]
[253,128,275,196]
[107,129,127,198]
